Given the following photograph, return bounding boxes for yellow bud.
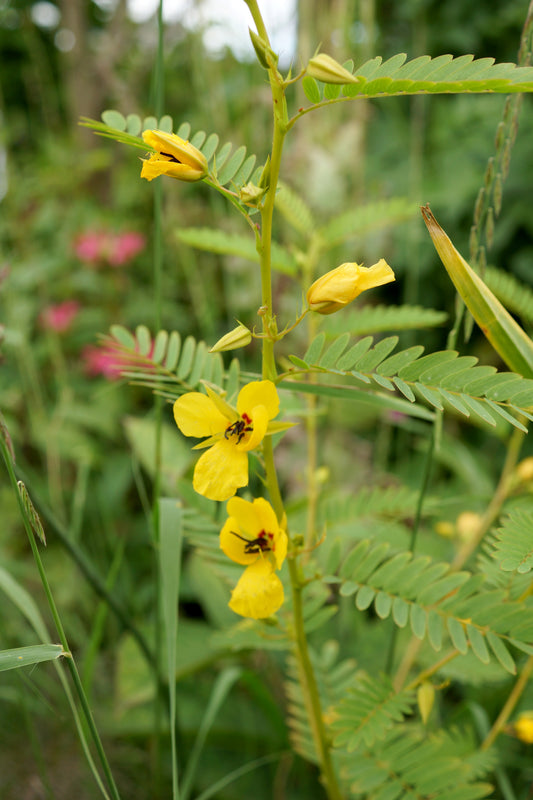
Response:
[515,457,533,483]
[307,259,395,315]
[456,511,482,543]
[307,53,359,85]
[140,129,208,183]
[515,712,533,744]
[435,521,455,539]
[209,323,252,353]
[417,682,435,725]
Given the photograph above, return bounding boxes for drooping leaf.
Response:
[422,206,533,378]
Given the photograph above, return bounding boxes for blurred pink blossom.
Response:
[74,230,146,267]
[82,344,125,380]
[40,300,80,333]
[74,232,106,263]
[108,232,146,265]
[82,338,154,381]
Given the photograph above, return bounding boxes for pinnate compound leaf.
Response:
[493,510,533,573]
[331,674,416,750]
[319,197,419,246]
[105,326,232,396]
[176,228,297,274]
[339,540,532,672]
[313,52,533,98]
[286,334,533,430]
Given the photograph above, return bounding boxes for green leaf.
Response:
[176,228,297,275]
[304,332,326,364]
[486,632,516,675]
[319,197,419,246]
[0,566,50,642]
[126,113,142,136]
[165,331,181,370]
[336,53,533,99]
[467,626,491,664]
[0,644,66,672]
[136,324,152,356]
[101,109,126,130]
[422,206,533,378]
[110,323,136,349]
[158,114,173,132]
[158,498,183,800]
[217,145,247,185]
[493,510,533,573]
[275,182,315,235]
[302,75,321,103]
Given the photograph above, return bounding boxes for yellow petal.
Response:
[229,560,285,619]
[173,392,228,438]
[140,155,207,182]
[224,497,287,568]
[239,403,269,451]
[141,130,208,182]
[237,380,279,421]
[193,439,248,501]
[307,260,395,314]
[220,517,258,566]
[274,529,288,570]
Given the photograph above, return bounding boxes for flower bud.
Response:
[248,29,278,70]
[417,682,435,725]
[209,323,252,353]
[515,712,533,744]
[239,182,266,206]
[141,130,208,183]
[306,53,358,85]
[307,259,395,315]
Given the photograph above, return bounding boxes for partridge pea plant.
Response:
[4,2,533,800]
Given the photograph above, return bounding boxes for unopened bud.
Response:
[209,323,252,353]
[306,53,358,85]
[515,712,533,744]
[307,259,395,315]
[456,511,482,543]
[249,29,278,70]
[417,682,435,725]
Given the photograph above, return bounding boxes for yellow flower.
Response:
[140,129,208,182]
[220,496,288,619]
[173,381,280,501]
[515,712,533,744]
[307,259,395,315]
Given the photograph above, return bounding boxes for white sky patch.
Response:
[126,0,297,65]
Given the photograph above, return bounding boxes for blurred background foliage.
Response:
[1,1,533,798]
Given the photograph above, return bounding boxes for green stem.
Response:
[248,3,343,796]
[1,439,121,800]
[288,559,344,800]
[482,655,533,750]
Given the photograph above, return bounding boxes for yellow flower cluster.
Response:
[173,380,286,619]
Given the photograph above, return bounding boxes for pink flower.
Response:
[74,232,108,263]
[82,338,154,381]
[108,232,146,266]
[82,343,125,380]
[40,300,80,333]
[73,230,145,267]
